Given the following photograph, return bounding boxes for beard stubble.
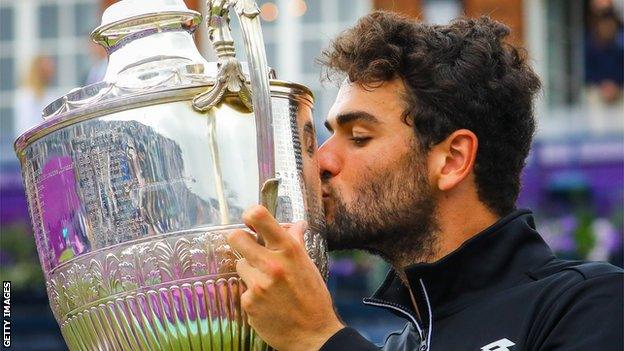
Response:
[323,149,439,268]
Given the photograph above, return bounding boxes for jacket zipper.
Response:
[418,279,433,350]
[362,297,428,350]
[363,279,433,351]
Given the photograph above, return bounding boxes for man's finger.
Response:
[242,205,290,249]
[227,229,270,266]
[235,258,257,286]
[236,258,273,301]
[286,220,307,247]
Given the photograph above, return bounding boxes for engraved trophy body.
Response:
[13,0,327,350]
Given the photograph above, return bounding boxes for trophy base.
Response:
[45,226,272,351]
[59,278,271,351]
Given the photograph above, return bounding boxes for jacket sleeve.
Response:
[536,272,624,351]
[319,327,379,351]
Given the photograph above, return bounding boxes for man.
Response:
[227,12,624,350]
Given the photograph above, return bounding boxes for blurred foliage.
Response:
[573,210,598,258]
[0,222,45,292]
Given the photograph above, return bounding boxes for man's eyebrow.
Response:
[324,111,381,132]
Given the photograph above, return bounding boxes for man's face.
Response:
[318,79,438,264]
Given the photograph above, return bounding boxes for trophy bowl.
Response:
[13,0,327,350]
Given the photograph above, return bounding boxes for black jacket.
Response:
[320,210,624,350]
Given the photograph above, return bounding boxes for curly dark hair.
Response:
[319,11,542,217]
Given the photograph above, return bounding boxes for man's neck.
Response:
[431,202,499,262]
[395,198,500,270]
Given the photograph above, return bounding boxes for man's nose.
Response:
[318,138,341,182]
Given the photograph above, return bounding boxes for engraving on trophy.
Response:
[24,152,89,269]
[24,156,54,273]
[73,125,144,246]
[273,99,304,223]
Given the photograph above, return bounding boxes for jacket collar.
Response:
[364,210,555,322]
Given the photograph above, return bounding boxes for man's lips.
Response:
[321,187,331,199]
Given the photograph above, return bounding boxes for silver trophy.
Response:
[13,0,327,349]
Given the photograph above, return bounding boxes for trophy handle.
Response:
[193,0,278,217]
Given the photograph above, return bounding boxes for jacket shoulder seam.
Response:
[528,259,622,281]
[561,263,623,280]
[536,271,622,323]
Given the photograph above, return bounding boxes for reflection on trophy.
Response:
[13,0,327,349]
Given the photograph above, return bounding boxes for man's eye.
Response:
[350,136,371,146]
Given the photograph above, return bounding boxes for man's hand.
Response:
[227,205,344,351]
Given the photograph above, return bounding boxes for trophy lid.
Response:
[99,0,192,26]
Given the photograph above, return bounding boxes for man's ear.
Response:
[429,129,478,191]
